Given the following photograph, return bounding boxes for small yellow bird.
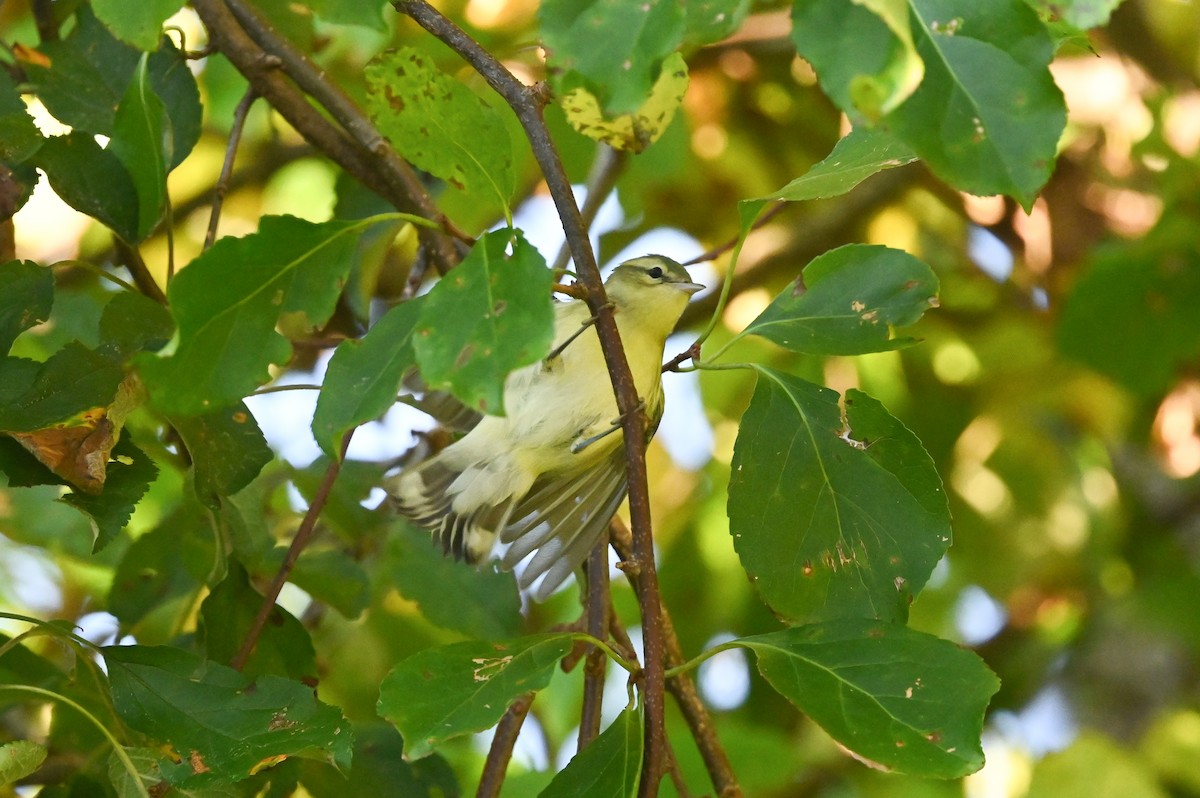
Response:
[387,255,703,600]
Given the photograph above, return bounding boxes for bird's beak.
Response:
[678,281,705,295]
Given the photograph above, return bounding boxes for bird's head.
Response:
[604,256,704,334]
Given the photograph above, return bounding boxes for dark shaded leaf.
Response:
[729,372,951,623]
[413,229,554,415]
[312,298,422,458]
[62,436,158,552]
[738,621,998,777]
[91,0,182,51]
[0,71,42,163]
[35,133,140,242]
[682,0,750,47]
[108,54,169,240]
[97,291,174,360]
[200,561,317,681]
[297,724,458,798]
[378,633,574,759]
[104,644,353,785]
[386,524,522,640]
[0,260,53,355]
[172,404,273,508]
[540,707,642,797]
[743,244,939,355]
[108,508,216,630]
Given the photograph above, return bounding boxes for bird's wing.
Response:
[399,367,484,432]
[499,446,627,600]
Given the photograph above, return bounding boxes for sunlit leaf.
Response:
[366,48,513,210]
[738,621,998,777]
[108,54,170,240]
[413,229,554,415]
[0,261,53,356]
[378,633,574,759]
[883,1,1066,208]
[307,0,387,30]
[1027,0,1124,30]
[743,244,939,355]
[1027,733,1168,798]
[138,215,389,416]
[91,0,182,51]
[104,644,353,785]
[0,740,47,786]
[759,126,917,202]
[107,747,166,798]
[541,0,686,115]
[682,0,751,46]
[729,372,951,623]
[560,52,688,153]
[540,706,642,797]
[312,298,422,459]
[792,0,924,120]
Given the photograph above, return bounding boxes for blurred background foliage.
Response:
[3,0,1200,796]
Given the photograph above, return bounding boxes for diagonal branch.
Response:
[389,3,669,792]
[190,0,461,272]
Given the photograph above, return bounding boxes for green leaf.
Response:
[107,747,166,798]
[1027,733,1168,798]
[387,524,522,640]
[378,633,575,759]
[35,132,140,242]
[200,561,317,681]
[289,548,371,620]
[883,1,1066,208]
[172,404,273,508]
[138,215,387,416]
[0,740,47,786]
[792,0,924,120]
[540,0,686,115]
[729,373,951,623]
[103,644,353,784]
[97,291,174,360]
[682,0,751,47]
[0,71,42,164]
[540,707,642,797]
[413,229,554,415]
[0,343,125,432]
[62,436,159,552]
[109,54,170,240]
[738,621,998,777]
[0,261,53,356]
[27,9,201,166]
[108,505,215,629]
[742,244,939,355]
[91,0,183,51]
[1027,0,1123,30]
[312,298,422,459]
[307,0,386,30]
[297,724,459,798]
[559,52,689,153]
[1057,218,1200,396]
[366,48,513,210]
[759,126,917,202]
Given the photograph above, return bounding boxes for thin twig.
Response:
[476,693,534,798]
[230,431,353,671]
[112,238,167,305]
[386,5,673,792]
[206,86,258,249]
[551,144,627,273]
[611,518,743,798]
[578,538,610,749]
[684,201,787,267]
[219,0,467,271]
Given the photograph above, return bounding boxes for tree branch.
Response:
[190,0,461,272]
[611,518,743,798]
[390,3,670,792]
[476,693,534,798]
[230,432,352,671]
[205,86,257,249]
[578,539,610,749]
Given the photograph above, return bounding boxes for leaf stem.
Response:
[0,684,151,798]
[51,259,139,294]
[206,86,258,249]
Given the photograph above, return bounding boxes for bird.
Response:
[386,254,703,600]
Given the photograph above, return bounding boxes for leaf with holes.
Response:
[366,48,513,211]
[729,371,951,623]
[738,620,998,777]
[413,229,554,415]
[378,633,574,760]
[742,244,938,356]
[560,52,688,153]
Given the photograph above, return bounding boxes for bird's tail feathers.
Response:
[386,460,510,563]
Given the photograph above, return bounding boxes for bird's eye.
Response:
[647,266,664,279]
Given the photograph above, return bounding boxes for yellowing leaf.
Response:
[560,53,688,153]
